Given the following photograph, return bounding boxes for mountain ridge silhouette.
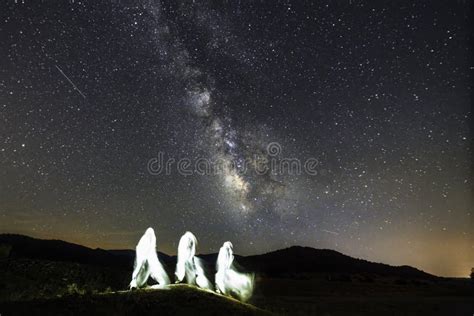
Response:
[0,233,435,279]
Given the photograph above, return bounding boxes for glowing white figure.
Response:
[195,256,213,290]
[130,227,170,289]
[175,231,213,290]
[215,241,254,301]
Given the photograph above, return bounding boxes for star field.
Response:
[0,0,472,277]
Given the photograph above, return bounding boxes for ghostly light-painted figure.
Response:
[130,227,170,289]
[175,231,213,290]
[215,241,254,301]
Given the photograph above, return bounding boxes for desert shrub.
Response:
[104,287,113,293]
[66,283,86,295]
[0,244,12,258]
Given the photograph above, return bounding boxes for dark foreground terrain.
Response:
[0,284,269,316]
[0,234,472,315]
[0,267,472,316]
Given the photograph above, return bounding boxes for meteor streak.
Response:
[55,65,87,99]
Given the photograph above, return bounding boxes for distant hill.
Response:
[0,234,435,279]
[0,234,133,269]
[239,246,435,279]
[0,234,172,269]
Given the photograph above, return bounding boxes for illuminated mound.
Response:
[0,284,270,316]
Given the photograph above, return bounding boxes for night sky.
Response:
[0,0,472,277]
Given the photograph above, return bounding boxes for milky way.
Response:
[0,0,471,277]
